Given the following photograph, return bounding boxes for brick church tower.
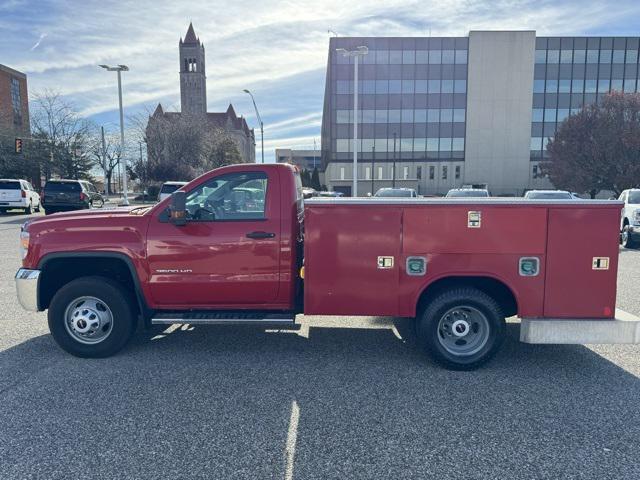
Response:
[179,22,207,114]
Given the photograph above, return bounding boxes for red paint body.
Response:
[23,164,621,320]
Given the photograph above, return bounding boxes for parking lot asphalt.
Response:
[0,211,639,479]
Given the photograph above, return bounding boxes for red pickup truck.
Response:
[15,163,640,369]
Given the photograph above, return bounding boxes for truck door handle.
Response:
[246,231,275,239]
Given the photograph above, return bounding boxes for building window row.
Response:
[336,49,468,65]
[535,49,640,65]
[336,163,463,182]
[532,108,578,123]
[336,108,466,124]
[336,137,465,153]
[533,78,638,94]
[335,79,466,95]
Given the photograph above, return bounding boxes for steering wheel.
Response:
[192,207,214,221]
[204,198,225,220]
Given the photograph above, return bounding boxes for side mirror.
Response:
[169,191,187,226]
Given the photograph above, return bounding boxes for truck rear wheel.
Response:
[416,287,505,370]
[48,276,136,358]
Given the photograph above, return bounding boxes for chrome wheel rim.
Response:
[437,305,490,357]
[622,228,629,246]
[64,296,114,345]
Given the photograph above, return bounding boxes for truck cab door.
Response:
[146,169,281,308]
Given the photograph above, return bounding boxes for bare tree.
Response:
[90,129,121,194]
[132,108,245,184]
[30,90,95,180]
[0,109,42,186]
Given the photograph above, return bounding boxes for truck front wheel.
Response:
[416,287,505,370]
[48,276,136,358]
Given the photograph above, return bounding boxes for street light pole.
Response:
[100,64,130,205]
[243,89,264,163]
[392,133,397,188]
[100,126,108,194]
[336,46,368,197]
[371,146,375,195]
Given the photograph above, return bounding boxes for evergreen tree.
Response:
[311,167,321,190]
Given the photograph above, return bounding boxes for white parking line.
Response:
[284,400,300,480]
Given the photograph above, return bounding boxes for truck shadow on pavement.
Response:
[1,321,639,479]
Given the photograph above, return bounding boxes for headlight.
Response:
[19,226,29,260]
[634,209,640,223]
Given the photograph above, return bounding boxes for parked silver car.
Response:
[374,188,418,198]
[524,190,573,200]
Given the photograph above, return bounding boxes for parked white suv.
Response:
[0,179,41,214]
[619,189,640,249]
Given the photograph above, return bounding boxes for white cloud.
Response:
[29,33,47,51]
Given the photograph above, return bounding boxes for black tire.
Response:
[416,287,505,370]
[48,276,137,358]
[621,225,637,249]
[25,202,33,215]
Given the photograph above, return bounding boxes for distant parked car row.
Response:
[0,178,104,215]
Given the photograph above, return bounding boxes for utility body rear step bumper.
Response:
[520,310,640,344]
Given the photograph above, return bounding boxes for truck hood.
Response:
[24,206,152,230]
[22,205,152,231]
[21,205,154,269]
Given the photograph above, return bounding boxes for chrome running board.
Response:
[151,311,299,329]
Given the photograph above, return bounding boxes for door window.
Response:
[184,171,268,221]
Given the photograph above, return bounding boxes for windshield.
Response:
[0,181,21,190]
[375,189,414,197]
[628,191,640,204]
[45,182,81,192]
[526,191,572,199]
[447,190,489,198]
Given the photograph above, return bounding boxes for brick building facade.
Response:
[0,64,30,135]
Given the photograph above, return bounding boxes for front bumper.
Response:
[15,268,41,311]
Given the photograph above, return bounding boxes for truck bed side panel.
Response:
[403,206,547,254]
[397,253,546,318]
[399,205,548,317]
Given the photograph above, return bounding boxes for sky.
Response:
[1,0,640,162]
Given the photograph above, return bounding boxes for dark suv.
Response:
[43,180,104,215]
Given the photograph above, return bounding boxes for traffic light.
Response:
[15,138,23,154]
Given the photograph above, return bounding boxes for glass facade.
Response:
[531,37,640,160]
[322,37,468,166]
[320,34,640,195]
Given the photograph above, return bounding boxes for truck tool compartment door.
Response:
[304,203,402,316]
[544,207,619,318]
[146,169,281,307]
